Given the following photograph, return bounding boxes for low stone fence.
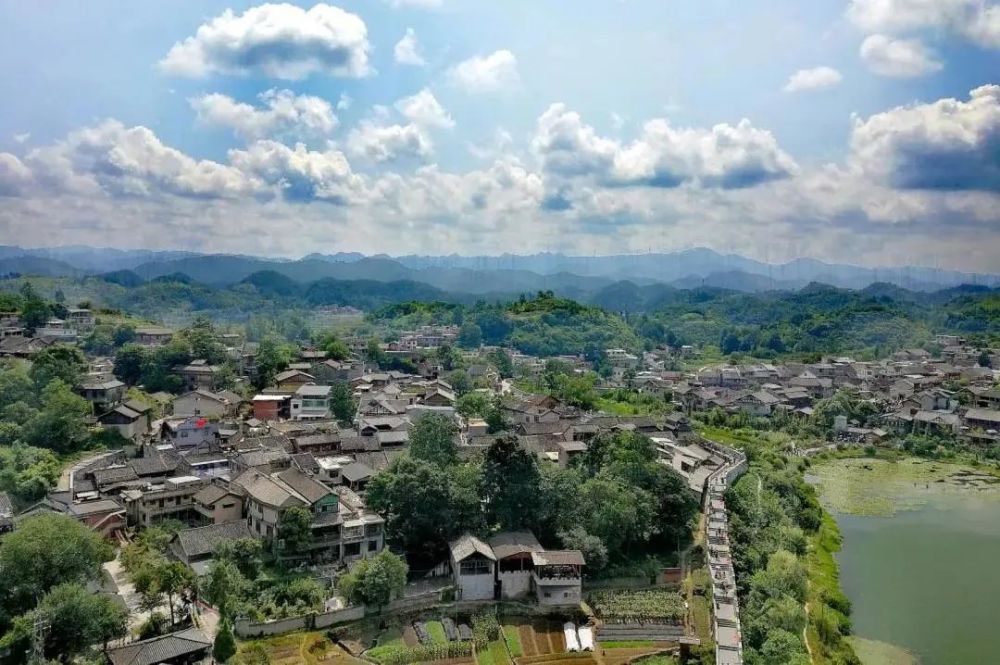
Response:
[235,605,365,638]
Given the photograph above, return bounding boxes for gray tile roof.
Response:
[173,520,253,560]
[106,628,211,665]
[487,531,543,559]
[450,534,495,562]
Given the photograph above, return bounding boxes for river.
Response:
[809,458,1000,665]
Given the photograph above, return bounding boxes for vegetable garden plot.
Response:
[589,590,686,624]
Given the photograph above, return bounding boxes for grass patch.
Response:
[631,657,677,665]
[242,632,364,665]
[804,512,860,665]
[476,640,510,665]
[426,621,448,645]
[502,625,523,657]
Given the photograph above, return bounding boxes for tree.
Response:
[456,392,490,418]
[204,560,248,618]
[155,561,196,625]
[409,413,458,467]
[24,379,92,453]
[457,323,483,349]
[487,349,514,378]
[366,339,388,369]
[29,345,86,389]
[278,506,314,555]
[325,338,351,361]
[330,381,356,425]
[979,350,992,368]
[366,457,454,560]
[481,435,541,530]
[18,283,49,333]
[0,514,111,613]
[577,477,656,555]
[337,550,408,612]
[214,618,238,663]
[215,537,263,579]
[485,396,508,434]
[33,582,127,657]
[254,337,292,390]
[114,343,148,385]
[559,527,608,574]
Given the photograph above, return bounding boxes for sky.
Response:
[0,0,998,270]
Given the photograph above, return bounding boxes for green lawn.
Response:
[597,640,657,649]
[501,625,523,657]
[425,621,448,645]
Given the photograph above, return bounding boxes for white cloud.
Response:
[346,122,433,163]
[228,140,365,203]
[337,94,353,111]
[0,153,33,196]
[13,133,30,145]
[532,103,798,190]
[783,66,843,92]
[24,120,258,199]
[860,34,943,77]
[850,85,1000,190]
[394,28,426,66]
[610,113,627,132]
[394,89,454,128]
[190,90,338,141]
[846,0,1000,48]
[160,3,372,79]
[448,50,519,93]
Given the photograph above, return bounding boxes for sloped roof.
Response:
[173,521,252,560]
[531,550,585,566]
[487,531,543,559]
[450,534,496,562]
[106,628,211,665]
[275,468,335,504]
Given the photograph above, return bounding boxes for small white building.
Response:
[531,550,585,606]
[449,534,496,601]
[291,384,332,420]
[488,531,543,599]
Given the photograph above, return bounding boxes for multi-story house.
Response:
[291,384,332,420]
[122,475,206,527]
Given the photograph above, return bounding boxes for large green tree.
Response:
[481,435,541,531]
[29,345,87,390]
[24,379,92,453]
[409,413,458,467]
[277,506,314,555]
[0,514,111,614]
[337,550,408,612]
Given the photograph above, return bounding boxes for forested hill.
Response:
[2,272,998,358]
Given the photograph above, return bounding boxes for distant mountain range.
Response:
[1,245,997,296]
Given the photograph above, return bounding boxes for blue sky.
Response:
[0,0,998,270]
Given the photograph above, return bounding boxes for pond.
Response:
[809,458,1000,665]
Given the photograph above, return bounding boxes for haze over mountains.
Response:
[1,245,998,296]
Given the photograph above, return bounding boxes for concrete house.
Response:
[291,384,332,420]
[169,520,253,575]
[192,483,244,524]
[449,534,497,601]
[531,550,585,606]
[79,378,126,412]
[172,389,232,418]
[98,400,152,441]
[174,360,223,392]
[488,531,543,599]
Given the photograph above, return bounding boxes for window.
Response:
[460,558,492,575]
[222,502,235,509]
[344,542,361,557]
[368,539,379,552]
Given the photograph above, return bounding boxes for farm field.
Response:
[240,632,365,665]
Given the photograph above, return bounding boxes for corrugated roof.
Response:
[450,534,496,561]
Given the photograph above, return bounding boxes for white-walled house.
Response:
[488,531,543,599]
[449,534,497,601]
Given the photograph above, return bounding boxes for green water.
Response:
[833,492,1000,664]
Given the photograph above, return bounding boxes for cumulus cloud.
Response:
[783,66,843,92]
[190,89,338,141]
[860,34,942,77]
[394,28,426,66]
[346,122,433,163]
[228,140,365,203]
[533,103,797,190]
[846,0,1000,48]
[448,50,519,93]
[160,3,371,79]
[850,85,1000,191]
[394,89,454,128]
[24,120,258,199]
[0,153,33,196]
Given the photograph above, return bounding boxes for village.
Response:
[1,304,999,665]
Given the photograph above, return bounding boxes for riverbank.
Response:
[809,455,1000,665]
